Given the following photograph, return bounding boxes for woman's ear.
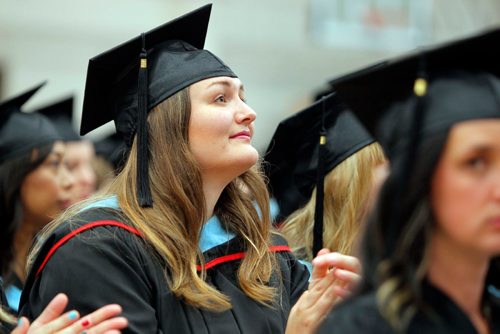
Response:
[30,148,40,162]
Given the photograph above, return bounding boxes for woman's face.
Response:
[65,140,97,205]
[189,76,258,182]
[431,119,500,257]
[20,141,75,227]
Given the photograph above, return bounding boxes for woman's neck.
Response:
[12,219,39,283]
[201,177,228,221]
[427,232,490,333]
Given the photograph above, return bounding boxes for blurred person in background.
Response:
[269,93,385,265]
[319,27,500,334]
[0,83,74,313]
[0,84,127,334]
[267,93,383,334]
[35,96,97,205]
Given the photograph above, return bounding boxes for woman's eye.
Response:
[48,160,62,168]
[65,161,76,171]
[215,95,226,103]
[465,156,487,171]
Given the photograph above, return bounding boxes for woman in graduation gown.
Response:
[318,28,500,333]
[266,93,382,333]
[16,5,331,333]
[0,85,127,333]
[0,83,75,313]
[269,93,385,266]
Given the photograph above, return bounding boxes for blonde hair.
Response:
[281,142,385,261]
[30,88,277,311]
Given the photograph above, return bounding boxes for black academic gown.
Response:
[19,208,310,333]
[318,281,500,334]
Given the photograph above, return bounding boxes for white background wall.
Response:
[1,0,500,152]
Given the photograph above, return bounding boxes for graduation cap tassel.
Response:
[312,97,327,257]
[137,33,153,207]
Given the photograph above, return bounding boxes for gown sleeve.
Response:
[21,225,163,333]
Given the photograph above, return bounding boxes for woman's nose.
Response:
[80,164,97,188]
[60,164,76,189]
[490,166,500,202]
[236,101,257,124]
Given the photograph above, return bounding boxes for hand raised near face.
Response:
[310,249,361,298]
[285,249,362,334]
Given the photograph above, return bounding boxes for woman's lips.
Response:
[489,217,500,229]
[230,131,251,140]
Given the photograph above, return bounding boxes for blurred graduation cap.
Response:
[329,26,500,257]
[330,26,500,163]
[0,82,62,163]
[34,96,80,141]
[93,132,127,172]
[265,93,374,256]
[80,4,236,207]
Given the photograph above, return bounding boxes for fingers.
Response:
[312,252,361,274]
[310,251,361,291]
[311,279,341,317]
[57,304,124,334]
[10,317,30,334]
[79,317,128,334]
[309,248,331,288]
[30,310,80,333]
[29,293,70,327]
[331,268,361,299]
[303,269,337,309]
[285,274,339,334]
[333,268,361,287]
[316,248,330,257]
[333,284,351,300]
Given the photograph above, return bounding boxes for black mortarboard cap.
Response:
[330,27,500,162]
[265,93,374,255]
[330,27,500,258]
[80,4,236,207]
[0,82,62,163]
[35,96,80,142]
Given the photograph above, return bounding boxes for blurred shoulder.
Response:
[318,292,394,334]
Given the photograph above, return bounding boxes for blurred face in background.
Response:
[65,140,97,205]
[431,119,500,258]
[20,141,75,227]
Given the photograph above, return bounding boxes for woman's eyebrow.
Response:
[207,80,244,92]
[50,151,64,159]
[456,144,497,156]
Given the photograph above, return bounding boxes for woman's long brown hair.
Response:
[30,88,278,311]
